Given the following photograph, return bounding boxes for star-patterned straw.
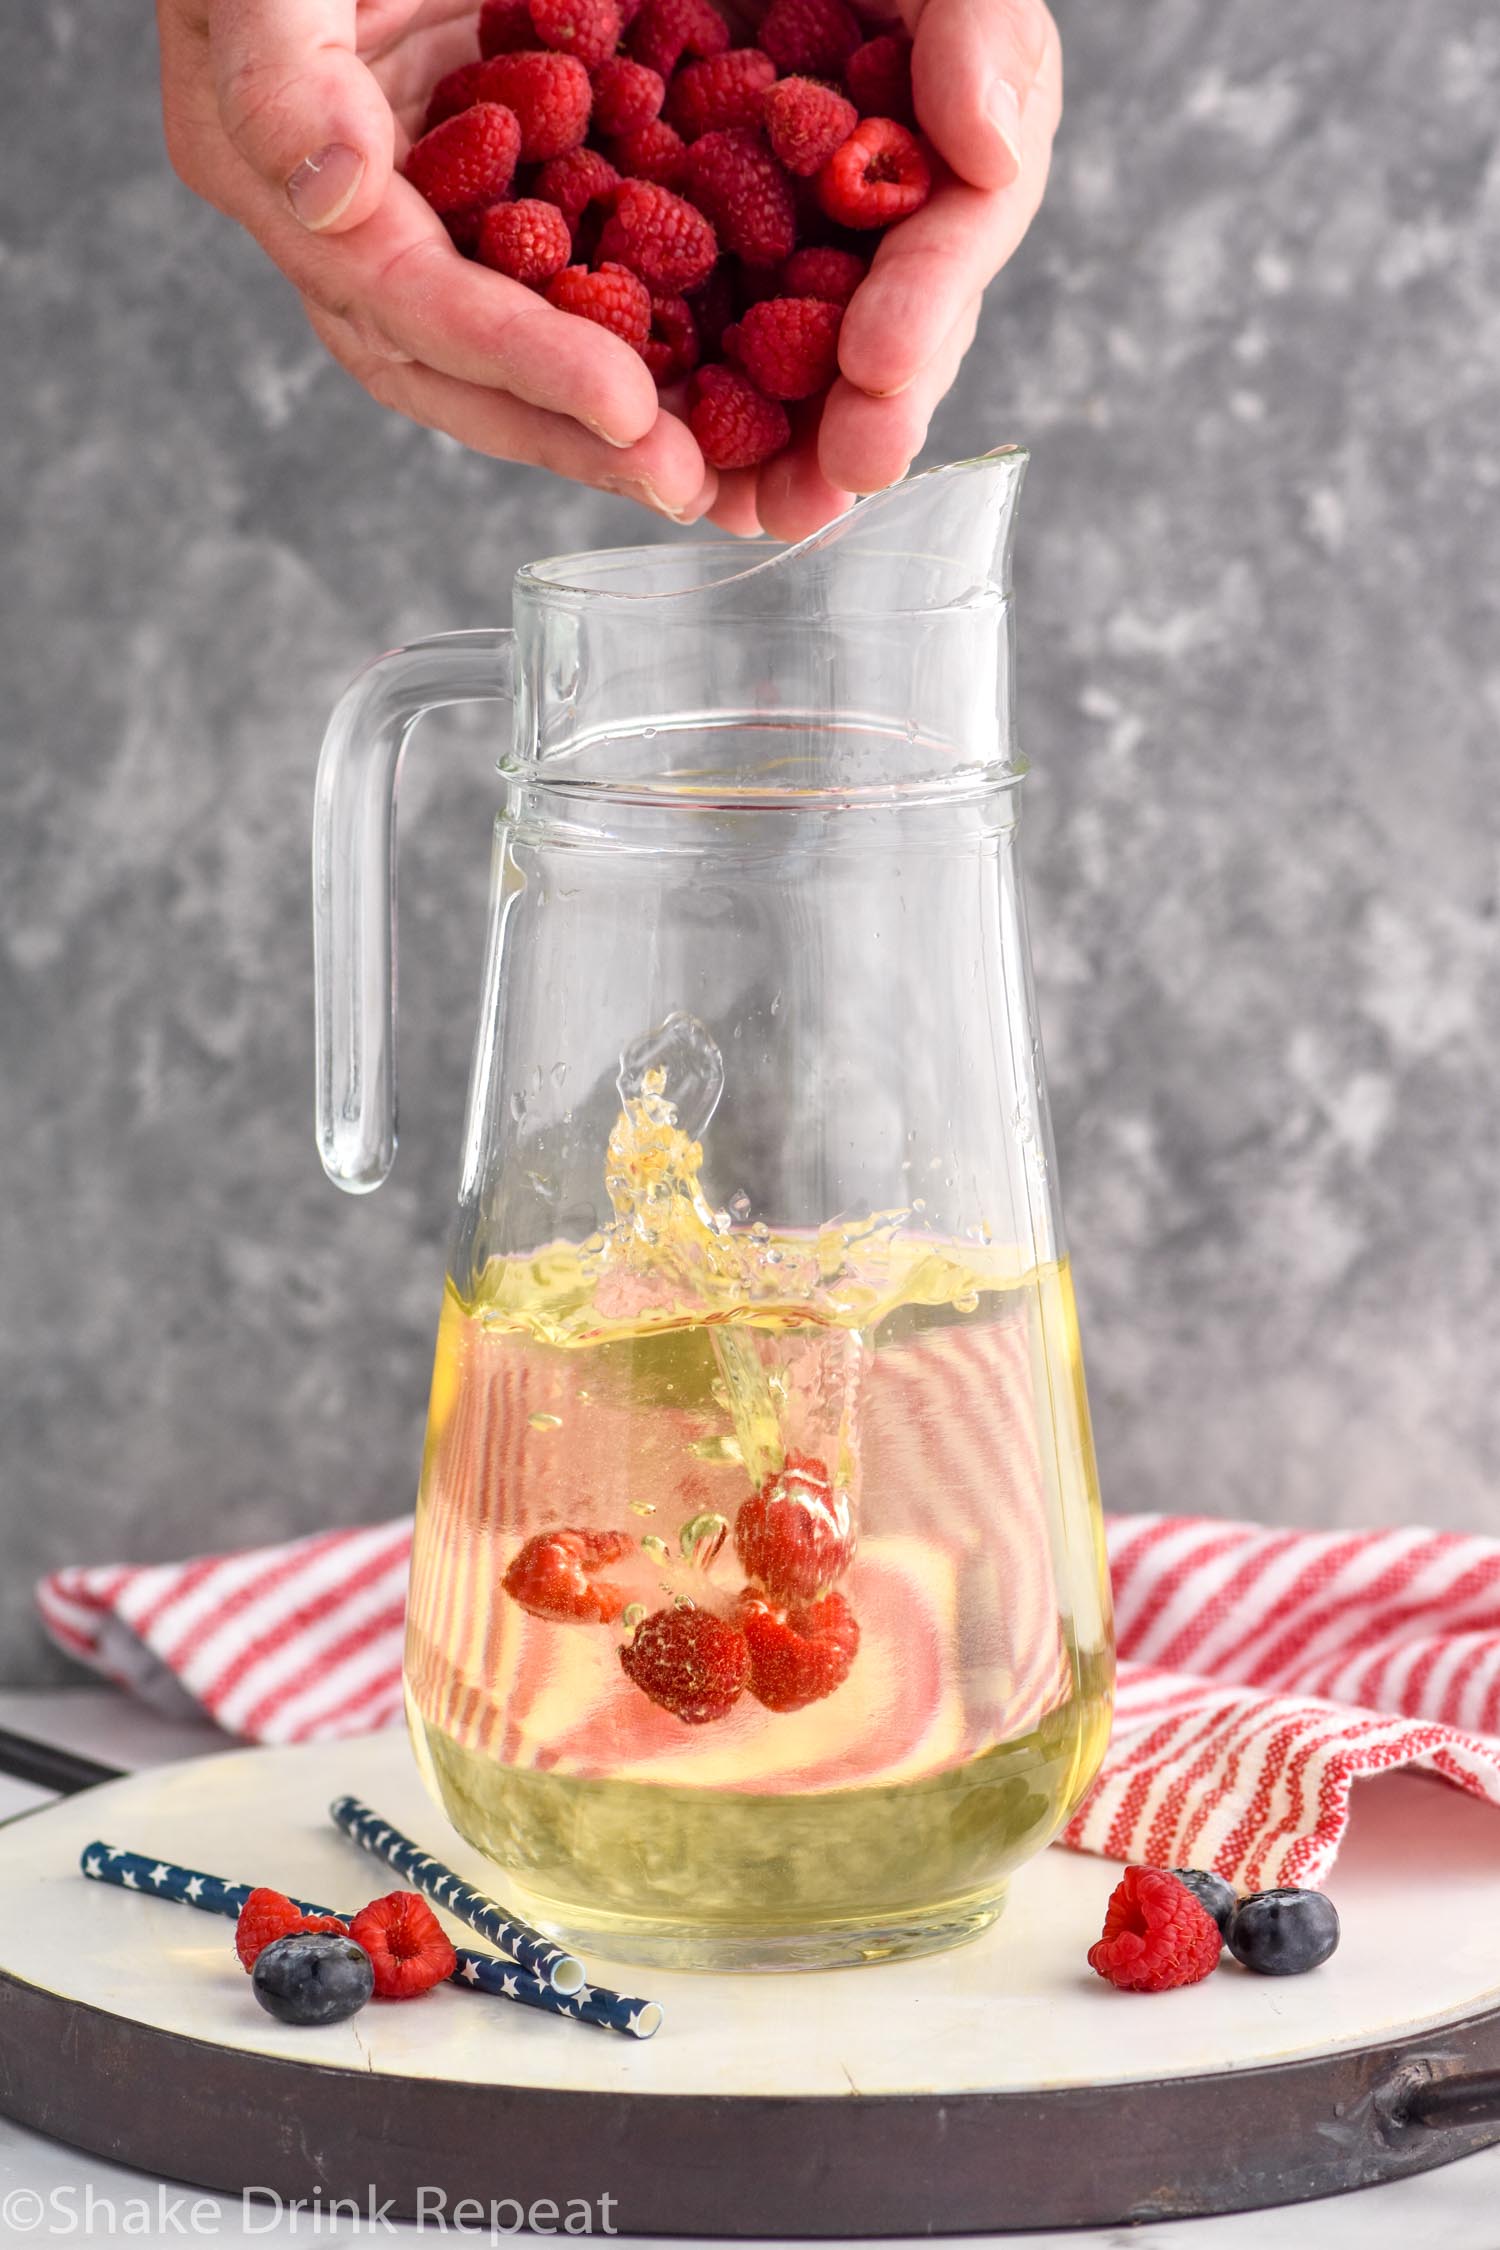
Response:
[79,1844,663,2040]
[328,1794,584,1995]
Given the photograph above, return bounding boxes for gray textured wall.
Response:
[2,2,1496,1681]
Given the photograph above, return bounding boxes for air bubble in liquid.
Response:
[680,1512,729,1569]
[617,1012,724,1140]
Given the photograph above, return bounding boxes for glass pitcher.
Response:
[313,448,1113,1972]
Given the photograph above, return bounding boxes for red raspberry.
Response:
[591,56,665,136]
[235,1889,348,1973]
[818,115,929,228]
[478,0,536,56]
[628,0,730,78]
[733,1452,852,1599]
[1088,1867,1224,1993]
[545,261,652,349]
[687,262,737,356]
[478,53,593,161]
[476,197,573,281]
[618,1603,750,1724]
[781,244,866,305]
[529,0,622,68]
[763,76,857,176]
[503,1525,632,1621]
[348,1892,458,2000]
[535,147,621,230]
[600,180,717,292]
[682,128,797,265]
[424,60,491,135]
[403,103,521,218]
[739,1589,860,1711]
[664,50,777,140]
[844,32,914,126]
[726,293,842,397]
[643,293,699,383]
[759,0,861,76]
[607,120,689,187]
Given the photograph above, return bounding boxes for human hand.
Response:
[156,0,719,523]
[716,0,1062,540]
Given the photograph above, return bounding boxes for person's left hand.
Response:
[707,0,1062,540]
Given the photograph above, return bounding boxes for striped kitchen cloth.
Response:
[37,1511,1500,1889]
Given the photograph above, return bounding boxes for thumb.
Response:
[906,0,1058,194]
[212,0,395,232]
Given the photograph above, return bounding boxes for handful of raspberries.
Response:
[402,0,934,471]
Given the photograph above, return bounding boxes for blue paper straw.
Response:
[328,1794,584,1995]
[79,1843,662,2040]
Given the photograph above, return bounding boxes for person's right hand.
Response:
[157,0,718,523]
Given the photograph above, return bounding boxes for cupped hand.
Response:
[156,0,719,523]
[729,0,1062,541]
[157,0,1058,541]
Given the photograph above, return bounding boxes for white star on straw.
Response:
[461,1960,480,1984]
[150,1864,170,1887]
[502,1974,519,1998]
[122,1870,139,1889]
[84,1857,101,1878]
[185,1877,204,1902]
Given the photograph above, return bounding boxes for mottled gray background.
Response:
[2,2,1496,1681]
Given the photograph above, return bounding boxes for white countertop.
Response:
[1,1687,1498,2248]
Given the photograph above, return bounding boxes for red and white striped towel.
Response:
[38,1512,1500,1889]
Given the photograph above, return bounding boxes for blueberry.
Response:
[1227,1887,1340,1976]
[252,1934,374,2027]
[1170,1868,1237,1938]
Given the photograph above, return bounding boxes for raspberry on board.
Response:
[477,198,574,282]
[664,50,777,141]
[817,115,931,228]
[545,261,653,350]
[607,120,690,187]
[591,56,666,136]
[733,1452,852,1598]
[478,52,593,161]
[235,1889,348,1973]
[682,128,798,266]
[726,293,843,398]
[403,103,522,217]
[844,32,915,126]
[763,76,858,177]
[781,244,866,306]
[535,147,621,229]
[600,180,718,292]
[1088,1866,1225,1993]
[758,0,861,77]
[618,1603,750,1724]
[347,1892,458,2000]
[529,0,622,69]
[740,1589,860,1712]
[627,0,731,78]
[478,0,536,56]
[643,292,700,384]
[502,1526,632,1621]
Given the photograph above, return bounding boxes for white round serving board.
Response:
[3,1731,1499,2098]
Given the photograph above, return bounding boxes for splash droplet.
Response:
[617,1013,724,1141]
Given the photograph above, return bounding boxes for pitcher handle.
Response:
[313,629,515,1193]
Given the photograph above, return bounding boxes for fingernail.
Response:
[583,416,636,451]
[985,77,1025,175]
[604,473,692,521]
[286,143,365,231]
